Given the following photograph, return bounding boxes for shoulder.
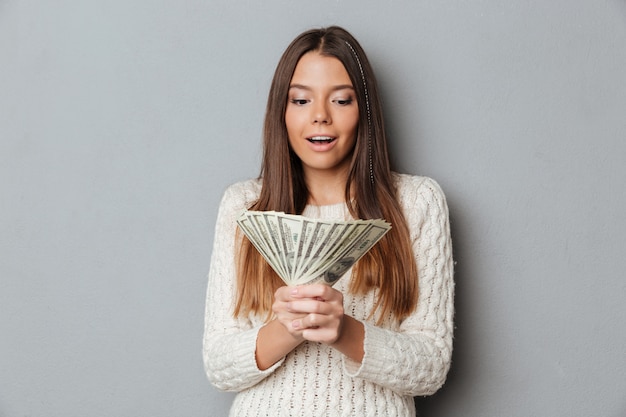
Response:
[217,178,262,213]
[392,172,447,204]
[392,172,449,224]
[223,178,262,202]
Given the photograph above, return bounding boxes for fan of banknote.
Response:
[236,210,391,286]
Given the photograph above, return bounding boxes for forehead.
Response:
[290,52,353,87]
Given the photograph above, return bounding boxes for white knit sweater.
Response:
[203,173,454,417]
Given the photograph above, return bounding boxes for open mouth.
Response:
[307,136,336,144]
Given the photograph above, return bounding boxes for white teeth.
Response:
[308,136,334,142]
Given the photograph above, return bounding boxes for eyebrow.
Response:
[288,83,355,92]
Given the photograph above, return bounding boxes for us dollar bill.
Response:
[236,210,391,286]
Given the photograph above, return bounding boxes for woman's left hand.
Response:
[287,284,345,345]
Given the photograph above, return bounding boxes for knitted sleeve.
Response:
[343,175,455,396]
[202,181,284,392]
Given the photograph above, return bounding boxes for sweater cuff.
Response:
[342,321,389,378]
[212,325,285,391]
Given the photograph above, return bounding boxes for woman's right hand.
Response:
[255,286,307,370]
[272,286,308,339]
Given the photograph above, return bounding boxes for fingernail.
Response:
[292,320,300,329]
[290,288,298,295]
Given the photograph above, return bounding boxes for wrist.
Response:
[256,319,304,370]
[330,315,365,363]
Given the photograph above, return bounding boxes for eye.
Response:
[334,98,353,106]
[289,98,309,105]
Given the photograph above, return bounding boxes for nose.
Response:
[312,101,331,124]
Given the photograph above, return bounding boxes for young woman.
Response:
[203,26,454,417]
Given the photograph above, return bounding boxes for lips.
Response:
[307,136,336,144]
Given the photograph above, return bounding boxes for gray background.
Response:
[1,1,625,416]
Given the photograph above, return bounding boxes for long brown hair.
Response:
[234,26,418,323]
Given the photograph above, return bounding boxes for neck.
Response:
[304,167,350,206]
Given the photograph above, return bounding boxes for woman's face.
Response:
[285,51,359,179]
